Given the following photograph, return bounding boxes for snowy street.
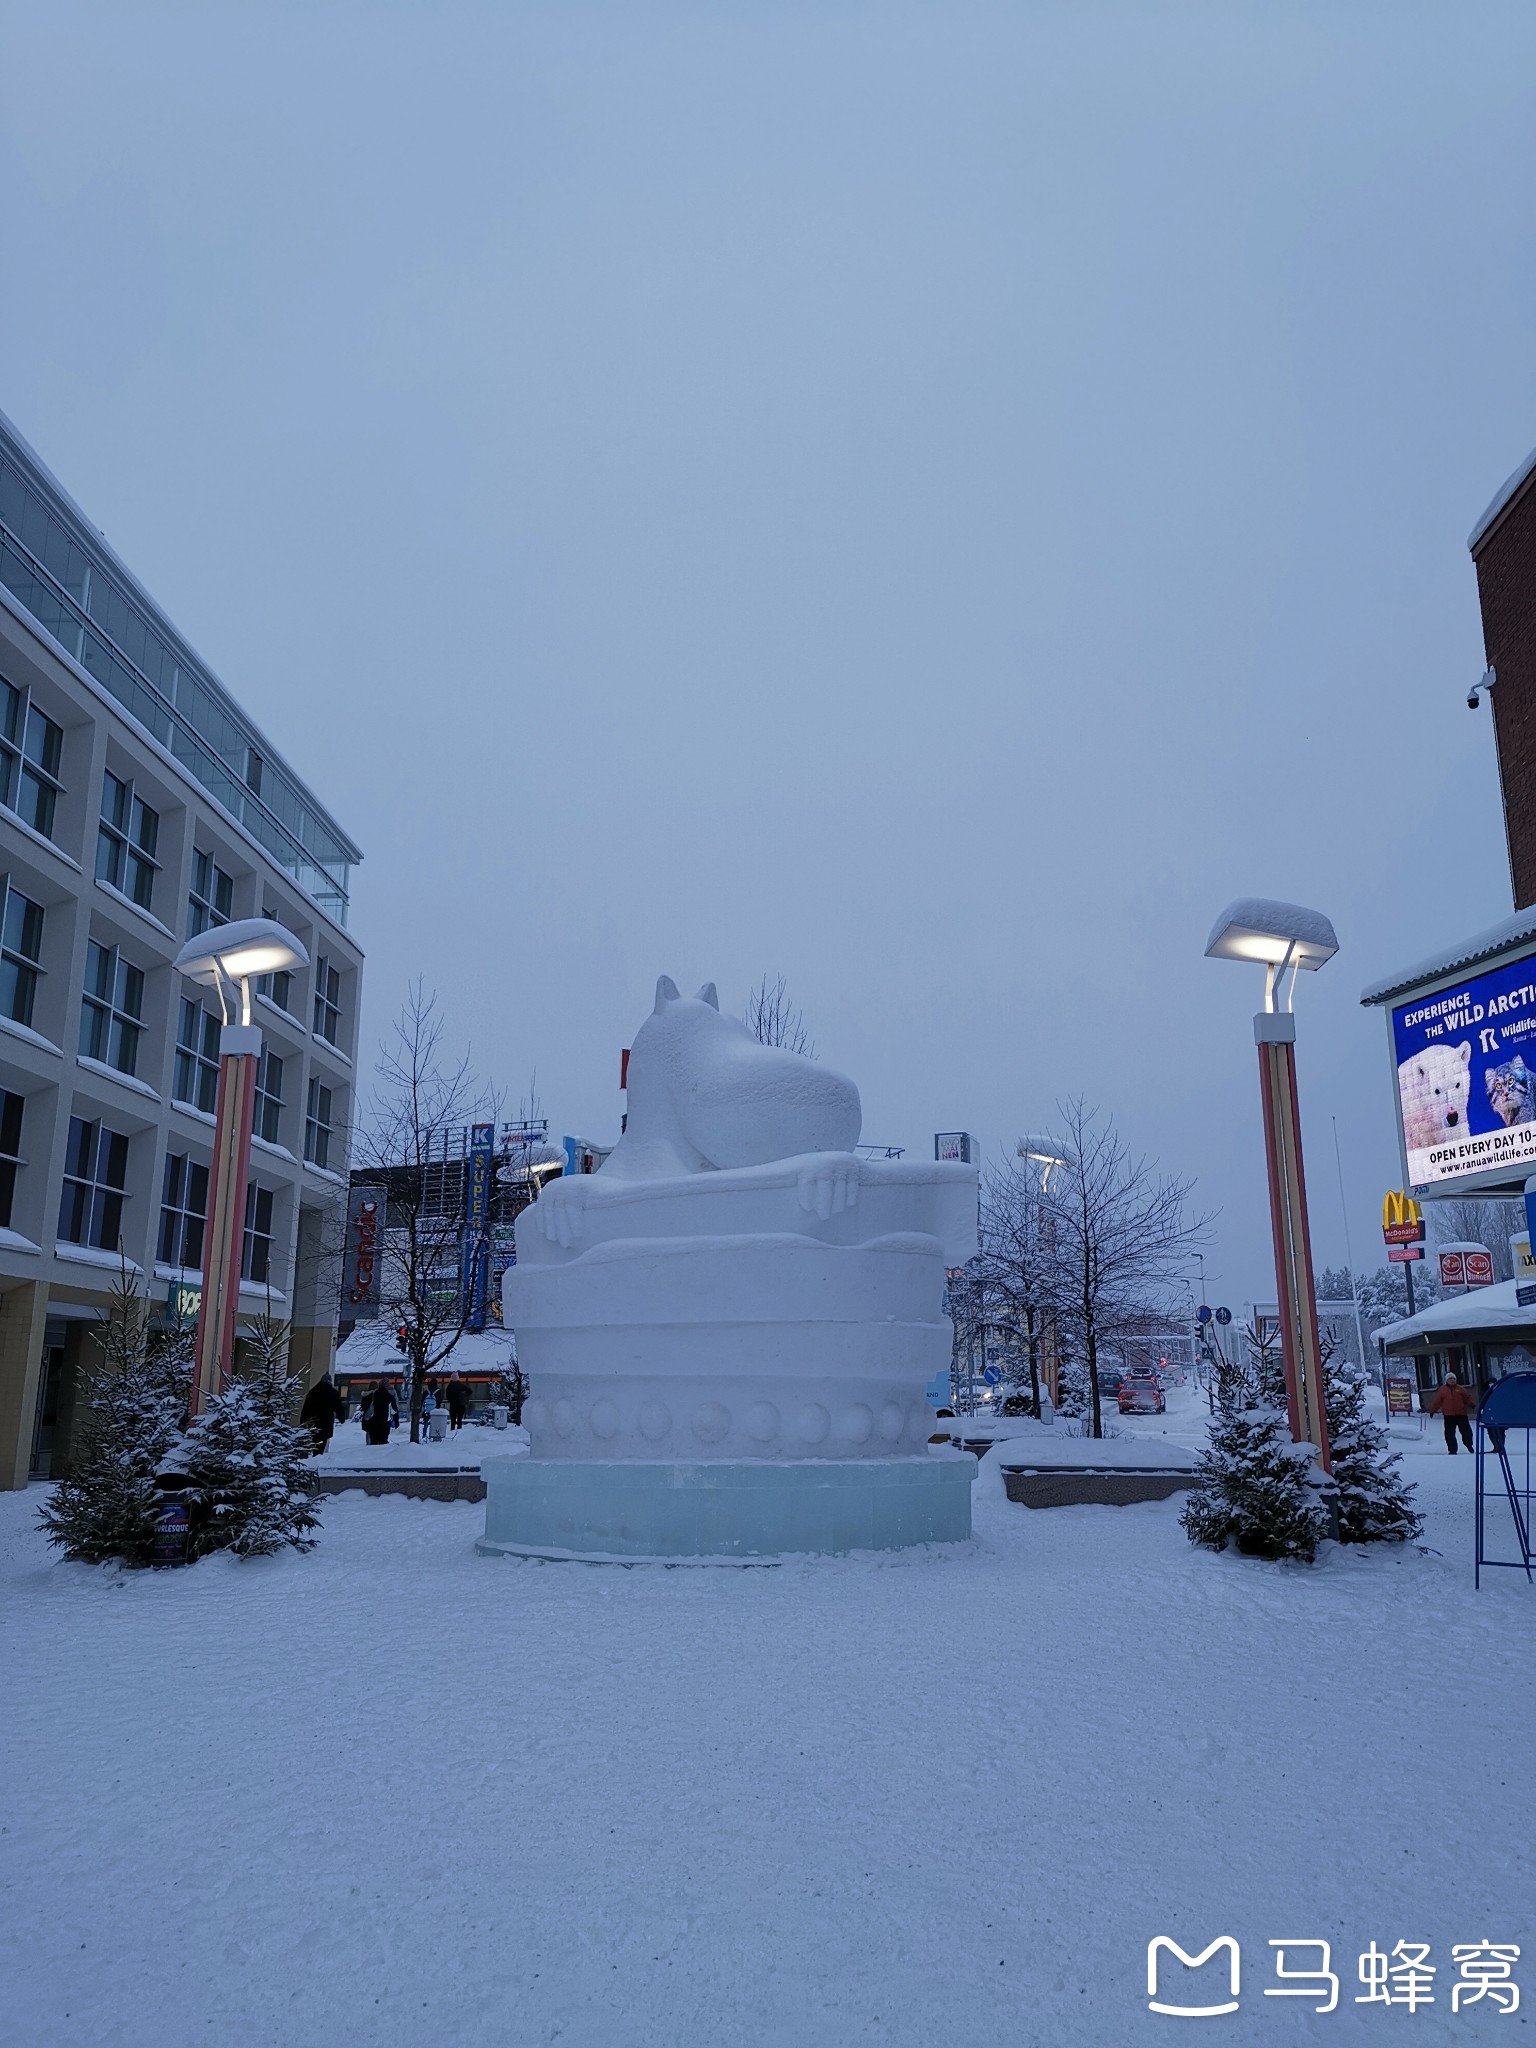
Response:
[3,1396,1528,2048]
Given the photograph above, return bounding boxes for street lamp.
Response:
[172,917,310,1416]
[1205,897,1337,1469]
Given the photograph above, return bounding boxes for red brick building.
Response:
[1471,450,1536,908]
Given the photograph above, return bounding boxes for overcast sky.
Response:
[4,3,1534,1306]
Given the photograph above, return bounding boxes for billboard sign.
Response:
[461,1124,495,1333]
[935,1132,974,1164]
[341,1184,386,1321]
[1465,1249,1495,1287]
[1388,1244,1424,1264]
[1439,1249,1464,1287]
[1386,1377,1415,1417]
[1391,951,1536,1188]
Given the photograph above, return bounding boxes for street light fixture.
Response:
[172,918,310,1417]
[1205,897,1337,1470]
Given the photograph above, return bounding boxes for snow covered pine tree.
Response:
[37,1273,190,1565]
[1322,1345,1421,1544]
[180,1311,321,1559]
[1181,1373,1329,1563]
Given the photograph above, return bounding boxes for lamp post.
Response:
[171,918,310,1418]
[1205,898,1337,1470]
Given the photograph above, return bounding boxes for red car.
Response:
[1117,1369,1166,1416]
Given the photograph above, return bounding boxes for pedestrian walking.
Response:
[447,1374,468,1431]
[299,1372,346,1455]
[1427,1369,1476,1454]
[363,1377,398,1447]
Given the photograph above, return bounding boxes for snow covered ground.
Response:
[315,1417,528,1470]
[2,1386,1529,2047]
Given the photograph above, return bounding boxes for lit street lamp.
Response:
[1205,897,1337,1470]
[172,918,309,1416]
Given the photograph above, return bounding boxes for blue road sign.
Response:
[982,1364,1002,1386]
[1214,1306,1232,1326]
[1197,1304,1213,1324]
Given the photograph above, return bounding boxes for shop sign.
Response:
[1386,1378,1415,1417]
[342,1185,386,1321]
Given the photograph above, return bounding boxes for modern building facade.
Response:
[1470,447,1536,909]
[0,408,364,1486]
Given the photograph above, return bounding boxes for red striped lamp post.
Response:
[1205,899,1339,1471]
[171,918,309,1418]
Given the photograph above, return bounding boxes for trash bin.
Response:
[491,1404,509,1430]
[429,1408,451,1442]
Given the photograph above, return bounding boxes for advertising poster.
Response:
[1390,950,1536,1188]
[1386,1378,1415,1417]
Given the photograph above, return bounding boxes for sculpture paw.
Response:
[797,1156,860,1221]
[537,1178,587,1247]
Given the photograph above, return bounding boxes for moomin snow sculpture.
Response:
[478,977,978,1560]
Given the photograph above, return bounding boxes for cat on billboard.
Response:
[1391,951,1536,1187]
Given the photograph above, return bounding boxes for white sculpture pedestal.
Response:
[478,1452,975,1563]
[478,978,979,1563]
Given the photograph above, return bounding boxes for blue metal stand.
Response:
[1474,1372,1536,1588]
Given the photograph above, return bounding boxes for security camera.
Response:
[1469,689,1481,711]
[1469,666,1497,711]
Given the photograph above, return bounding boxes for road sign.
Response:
[1214,1306,1232,1326]
[1196,1304,1212,1324]
[982,1364,1002,1386]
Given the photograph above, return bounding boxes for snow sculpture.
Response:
[483,977,978,1558]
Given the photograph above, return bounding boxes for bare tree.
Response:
[355,984,500,1444]
[1044,1098,1211,1438]
[1426,1195,1525,1281]
[745,974,816,1057]
[978,1155,1062,1417]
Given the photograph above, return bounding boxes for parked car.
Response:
[1096,1369,1126,1397]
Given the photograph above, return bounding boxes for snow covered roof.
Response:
[333,1326,516,1376]
[1375,1277,1536,1352]
[1469,445,1536,552]
[1359,905,1536,1007]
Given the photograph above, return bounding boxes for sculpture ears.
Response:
[695,982,719,1011]
[654,975,680,1012]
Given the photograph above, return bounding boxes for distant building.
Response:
[0,410,364,1485]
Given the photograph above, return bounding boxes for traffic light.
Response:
[395,1324,409,1354]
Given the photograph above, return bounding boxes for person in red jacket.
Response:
[1427,1370,1477,1453]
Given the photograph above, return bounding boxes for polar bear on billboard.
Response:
[1398,1040,1471,1152]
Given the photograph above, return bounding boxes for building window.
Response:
[58,1115,129,1251]
[242,1181,275,1284]
[258,904,292,1011]
[0,880,44,1029]
[186,849,233,940]
[253,1047,283,1145]
[95,771,160,911]
[0,679,63,841]
[79,939,145,1077]
[0,1088,23,1229]
[304,1077,334,1170]
[245,747,263,798]
[158,1151,208,1272]
[313,955,341,1045]
[174,997,220,1113]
